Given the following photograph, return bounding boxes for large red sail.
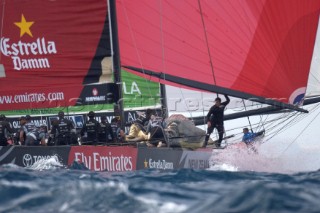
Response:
[0,0,116,111]
[117,0,320,109]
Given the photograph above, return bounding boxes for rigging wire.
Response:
[197,0,217,96]
[216,113,296,144]
[222,105,316,144]
[241,99,254,132]
[261,108,307,142]
[263,112,300,142]
[279,104,320,155]
[269,103,320,137]
[120,1,157,105]
[256,113,266,132]
[262,103,320,143]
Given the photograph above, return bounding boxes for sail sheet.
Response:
[117,0,320,109]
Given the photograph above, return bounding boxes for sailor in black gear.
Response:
[19,116,28,145]
[98,115,113,144]
[204,95,230,148]
[110,117,124,143]
[146,114,167,147]
[80,111,101,145]
[51,111,75,145]
[0,114,14,146]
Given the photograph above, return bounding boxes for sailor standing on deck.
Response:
[19,116,28,145]
[110,117,125,143]
[204,95,230,148]
[0,114,14,146]
[51,111,75,145]
[80,111,101,145]
[98,115,114,144]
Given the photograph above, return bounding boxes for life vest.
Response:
[57,119,72,134]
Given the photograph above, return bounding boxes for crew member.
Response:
[204,95,230,147]
[51,111,75,145]
[19,116,28,145]
[146,114,167,147]
[80,111,100,145]
[0,114,14,146]
[110,117,125,143]
[98,115,113,144]
[242,128,265,144]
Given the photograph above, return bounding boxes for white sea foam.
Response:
[29,156,64,171]
[208,138,320,174]
[208,163,238,172]
[135,195,188,213]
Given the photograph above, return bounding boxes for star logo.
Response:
[144,159,148,168]
[14,14,34,38]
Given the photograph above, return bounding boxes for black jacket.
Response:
[81,118,101,141]
[52,118,74,136]
[0,120,13,140]
[206,95,230,125]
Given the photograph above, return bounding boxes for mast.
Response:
[160,84,168,118]
[108,0,125,128]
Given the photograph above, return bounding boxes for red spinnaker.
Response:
[117,0,320,107]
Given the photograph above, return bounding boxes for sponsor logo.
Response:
[92,88,98,96]
[86,87,106,102]
[178,151,211,169]
[85,96,106,102]
[144,159,174,170]
[74,152,133,172]
[0,14,57,71]
[22,154,59,167]
[289,87,306,105]
[22,154,33,167]
[187,159,210,169]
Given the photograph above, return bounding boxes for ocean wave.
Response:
[0,166,320,212]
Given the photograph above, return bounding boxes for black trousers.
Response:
[149,126,166,145]
[205,123,224,145]
[56,135,71,145]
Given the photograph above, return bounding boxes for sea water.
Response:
[0,154,320,213]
